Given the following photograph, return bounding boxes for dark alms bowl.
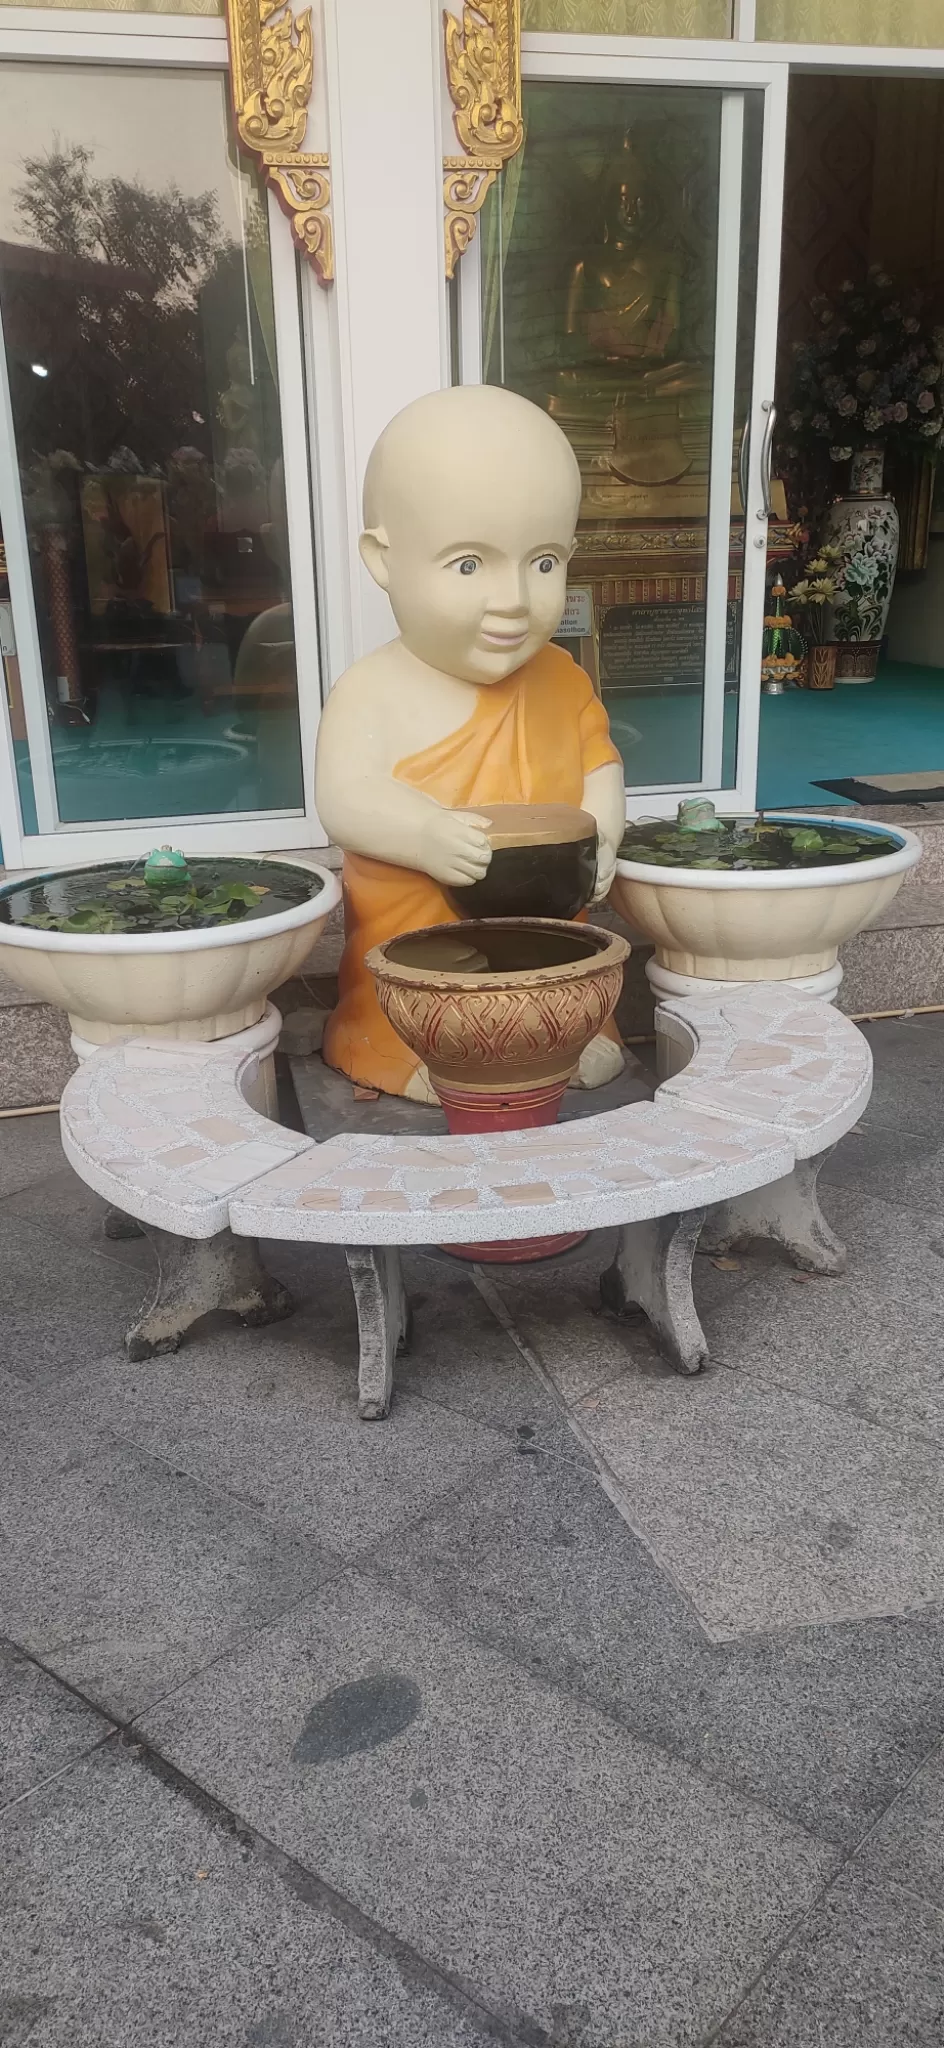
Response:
[446,803,598,921]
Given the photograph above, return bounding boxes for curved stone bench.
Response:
[60,984,872,1418]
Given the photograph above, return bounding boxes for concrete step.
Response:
[839,883,944,1016]
[0,968,76,1111]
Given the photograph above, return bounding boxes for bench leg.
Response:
[345,1247,411,1421]
[601,1209,708,1376]
[700,1149,845,1276]
[125,1227,294,1361]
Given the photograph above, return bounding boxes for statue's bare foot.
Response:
[571,1032,625,1091]
[403,1062,440,1105]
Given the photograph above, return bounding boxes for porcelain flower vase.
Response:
[821,446,900,682]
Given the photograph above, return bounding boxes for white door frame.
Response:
[0,12,330,868]
[457,41,789,819]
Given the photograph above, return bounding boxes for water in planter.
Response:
[385,923,608,975]
[619,816,902,872]
[0,857,323,937]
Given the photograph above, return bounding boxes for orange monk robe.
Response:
[323,644,624,1097]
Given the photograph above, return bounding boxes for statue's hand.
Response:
[591,837,617,904]
[420,808,492,887]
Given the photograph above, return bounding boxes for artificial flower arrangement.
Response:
[788,542,843,644]
[784,265,944,465]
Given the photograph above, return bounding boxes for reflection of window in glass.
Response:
[521,0,731,32]
[0,65,306,825]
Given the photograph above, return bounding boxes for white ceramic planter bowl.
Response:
[609,814,921,981]
[0,856,341,1043]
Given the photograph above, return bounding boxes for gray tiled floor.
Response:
[3,1014,944,2043]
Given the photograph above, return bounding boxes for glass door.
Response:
[457,47,788,817]
[0,58,322,865]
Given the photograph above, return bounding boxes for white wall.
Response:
[317,0,450,670]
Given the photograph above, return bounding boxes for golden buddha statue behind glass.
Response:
[550,132,712,507]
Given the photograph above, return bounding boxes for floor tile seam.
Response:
[101,1397,523,1565]
[351,1545,860,1850]
[0,1178,66,1208]
[395,1382,593,1471]
[117,1728,556,2048]
[834,1110,944,1142]
[697,1877,851,2048]
[469,1265,646,1416]
[706,1345,944,1463]
[0,1197,149,1285]
[819,1166,944,1215]
[470,1264,733,1646]
[0,1729,116,1821]
[333,1442,523,1565]
[9,1368,526,1557]
[115,1562,359,1729]
[836,1721,944,1906]
[47,1412,357,1557]
[342,1553,839,1856]
[698,1730,944,2046]
[0,1627,122,1763]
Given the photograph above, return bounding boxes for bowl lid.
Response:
[465,803,597,849]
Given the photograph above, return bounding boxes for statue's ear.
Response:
[359,525,390,590]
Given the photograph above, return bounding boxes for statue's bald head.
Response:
[363,384,580,541]
[359,387,582,686]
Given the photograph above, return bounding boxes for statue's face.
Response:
[384,530,570,686]
[363,454,578,687]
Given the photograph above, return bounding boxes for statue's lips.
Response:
[478,627,529,649]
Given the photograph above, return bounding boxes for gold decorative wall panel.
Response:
[443,0,524,278]
[757,0,940,44]
[225,0,333,282]
[522,0,731,31]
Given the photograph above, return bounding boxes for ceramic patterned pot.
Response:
[834,641,880,681]
[821,445,900,668]
[366,918,629,1261]
[807,644,837,691]
[367,919,628,1119]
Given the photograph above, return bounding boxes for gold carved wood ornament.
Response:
[442,0,524,278]
[226,0,333,283]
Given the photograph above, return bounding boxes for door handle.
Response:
[737,416,750,515]
[757,400,776,520]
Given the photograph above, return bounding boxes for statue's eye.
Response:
[455,556,479,575]
[535,555,556,574]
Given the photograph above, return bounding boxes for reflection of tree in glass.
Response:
[18,141,223,291]
[8,142,268,472]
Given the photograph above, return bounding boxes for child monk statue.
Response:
[315,384,627,1102]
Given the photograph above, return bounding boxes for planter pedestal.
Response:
[70,1001,282,1119]
[645,958,844,1004]
[71,1004,294,1343]
[435,1075,586,1262]
[646,959,843,1079]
